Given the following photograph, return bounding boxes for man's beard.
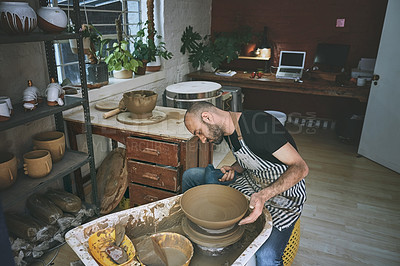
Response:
[206,123,224,144]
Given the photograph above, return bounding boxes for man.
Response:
[183,102,308,266]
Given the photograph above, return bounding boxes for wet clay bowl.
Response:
[88,227,135,266]
[33,131,65,163]
[0,151,17,190]
[180,184,248,230]
[151,232,194,266]
[23,150,52,178]
[123,90,157,119]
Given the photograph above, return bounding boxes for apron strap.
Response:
[229,112,243,141]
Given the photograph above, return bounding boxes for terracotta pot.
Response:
[134,60,148,75]
[37,6,67,33]
[147,56,161,72]
[23,150,52,178]
[0,152,17,190]
[113,69,133,79]
[33,131,65,163]
[123,90,157,119]
[0,2,37,34]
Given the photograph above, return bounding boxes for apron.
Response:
[227,112,306,230]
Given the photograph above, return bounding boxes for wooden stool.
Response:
[282,219,301,266]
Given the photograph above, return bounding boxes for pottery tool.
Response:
[95,99,120,111]
[105,224,129,264]
[151,235,168,266]
[103,99,126,119]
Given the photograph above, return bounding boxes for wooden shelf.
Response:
[1,150,90,210]
[238,56,270,61]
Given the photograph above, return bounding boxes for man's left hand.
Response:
[238,191,266,225]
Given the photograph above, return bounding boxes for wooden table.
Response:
[188,71,370,119]
[64,103,212,206]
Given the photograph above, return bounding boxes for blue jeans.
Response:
[256,222,295,266]
[181,166,236,192]
[182,167,295,265]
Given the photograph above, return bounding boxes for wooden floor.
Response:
[33,126,400,266]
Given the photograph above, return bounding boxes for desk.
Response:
[188,71,370,119]
[64,104,212,206]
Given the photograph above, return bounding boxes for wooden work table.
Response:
[64,101,212,206]
[187,71,370,119]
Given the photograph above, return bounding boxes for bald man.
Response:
[183,101,308,266]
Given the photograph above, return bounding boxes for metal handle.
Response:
[144,195,159,202]
[372,74,380,81]
[142,148,160,156]
[143,172,160,181]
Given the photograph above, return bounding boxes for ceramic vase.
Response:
[0,152,17,190]
[37,6,67,33]
[23,80,40,111]
[0,2,37,34]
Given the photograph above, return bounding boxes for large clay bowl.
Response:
[180,184,248,230]
[123,90,157,119]
[0,151,17,190]
[151,232,194,266]
[33,131,65,163]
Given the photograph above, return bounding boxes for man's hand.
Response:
[238,191,266,225]
[219,165,235,182]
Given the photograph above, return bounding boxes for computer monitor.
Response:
[313,43,350,72]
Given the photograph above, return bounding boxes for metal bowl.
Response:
[180,184,248,230]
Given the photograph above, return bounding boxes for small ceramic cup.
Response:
[23,150,52,178]
[0,100,11,121]
[0,152,17,190]
[33,131,65,163]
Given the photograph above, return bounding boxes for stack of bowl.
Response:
[180,184,248,252]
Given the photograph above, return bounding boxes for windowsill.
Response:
[72,70,166,103]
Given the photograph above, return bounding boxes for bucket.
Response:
[265,110,287,126]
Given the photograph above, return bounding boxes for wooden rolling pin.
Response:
[103,99,126,119]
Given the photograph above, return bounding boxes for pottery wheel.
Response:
[117,110,167,125]
[182,216,244,248]
[95,99,120,111]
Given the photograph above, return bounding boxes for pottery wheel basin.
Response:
[180,184,248,230]
[123,90,157,119]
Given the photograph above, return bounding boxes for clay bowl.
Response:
[180,184,248,230]
[23,150,52,178]
[33,131,65,163]
[0,151,17,190]
[151,232,194,266]
[123,90,157,119]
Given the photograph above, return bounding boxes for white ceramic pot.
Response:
[0,2,37,34]
[37,6,67,33]
[113,69,133,79]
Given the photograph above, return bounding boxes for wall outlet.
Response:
[336,18,345,28]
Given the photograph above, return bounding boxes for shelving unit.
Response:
[0,0,98,210]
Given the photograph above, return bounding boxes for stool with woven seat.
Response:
[282,219,301,266]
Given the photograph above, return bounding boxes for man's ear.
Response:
[201,111,213,123]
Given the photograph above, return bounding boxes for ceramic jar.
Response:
[0,152,17,190]
[33,131,65,163]
[23,80,40,111]
[37,6,67,33]
[113,69,133,79]
[46,78,64,106]
[23,150,52,178]
[0,99,11,121]
[0,2,37,34]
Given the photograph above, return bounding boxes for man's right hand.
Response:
[219,166,235,182]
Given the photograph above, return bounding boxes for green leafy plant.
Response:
[105,40,142,72]
[180,26,246,69]
[130,21,173,62]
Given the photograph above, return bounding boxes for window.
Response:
[55,0,142,84]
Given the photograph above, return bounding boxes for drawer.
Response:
[128,160,180,192]
[126,137,179,167]
[129,183,177,206]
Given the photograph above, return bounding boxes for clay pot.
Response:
[37,6,67,33]
[151,232,194,266]
[0,152,17,190]
[180,184,248,230]
[23,150,52,178]
[0,2,37,34]
[113,69,133,79]
[147,56,161,72]
[123,90,157,119]
[134,60,148,75]
[33,131,65,163]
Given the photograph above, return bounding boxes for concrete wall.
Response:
[0,0,212,171]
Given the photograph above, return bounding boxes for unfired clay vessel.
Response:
[0,152,17,190]
[33,131,65,163]
[23,150,52,178]
[123,90,158,119]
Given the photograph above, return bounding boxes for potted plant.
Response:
[131,21,172,75]
[180,26,244,71]
[68,23,94,55]
[105,19,142,79]
[86,36,110,87]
